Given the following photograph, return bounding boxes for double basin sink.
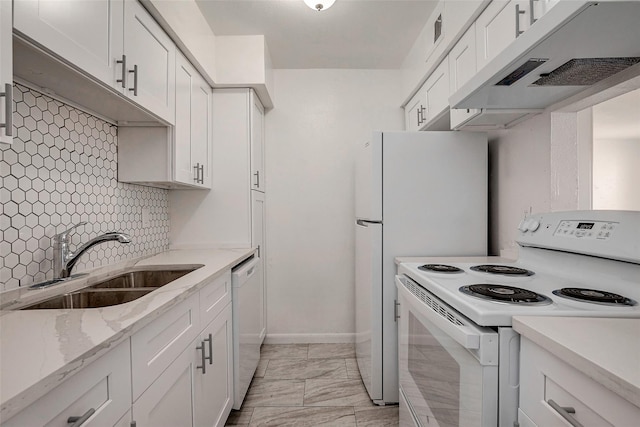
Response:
[20,266,201,310]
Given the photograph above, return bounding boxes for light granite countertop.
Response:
[0,248,254,422]
[513,316,640,408]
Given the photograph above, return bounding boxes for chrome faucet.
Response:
[53,222,132,279]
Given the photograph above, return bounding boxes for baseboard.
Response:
[264,333,355,344]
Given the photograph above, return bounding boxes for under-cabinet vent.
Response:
[533,57,640,86]
[403,278,464,326]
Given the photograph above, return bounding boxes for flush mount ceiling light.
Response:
[304,0,336,11]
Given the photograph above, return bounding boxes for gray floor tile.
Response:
[261,344,309,359]
[254,359,269,378]
[345,358,361,379]
[303,378,374,407]
[242,378,305,407]
[308,343,355,359]
[354,406,400,426]
[249,407,356,426]
[264,358,348,380]
[225,407,254,426]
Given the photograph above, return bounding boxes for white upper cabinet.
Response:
[423,57,450,129]
[0,0,12,145]
[14,0,176,124]
[123,0,175,123]
[475,0,532,71]
[174,52,212,188]
[13,0,125,90]
[251,95,265,192]
[449,24,482,129]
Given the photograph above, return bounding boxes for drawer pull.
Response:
[67,408,95,426]
[196,340,207,374]
[547,399,584,427]
[204,333,213,365]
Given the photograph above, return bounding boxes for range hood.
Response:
[450,1,640,114]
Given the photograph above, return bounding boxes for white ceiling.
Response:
[194,0,437,69]
[593,88,640,140]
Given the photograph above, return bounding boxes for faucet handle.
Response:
[55,222,88,242]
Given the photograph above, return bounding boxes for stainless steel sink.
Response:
[88,268,198,289]
[21,289,155,309]
[20,266,202,310]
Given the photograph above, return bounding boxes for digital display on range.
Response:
[577,222,594,230]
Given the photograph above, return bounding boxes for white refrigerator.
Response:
[355,131,488,404]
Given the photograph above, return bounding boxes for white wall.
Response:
[488,113,552,258]
[593,138,640,210]
[264,69,404,342]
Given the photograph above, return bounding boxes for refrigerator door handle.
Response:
[357,219,382,227]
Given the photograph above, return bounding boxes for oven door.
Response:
[396,275,499,427]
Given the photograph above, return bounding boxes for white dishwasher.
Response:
[231,256,262,409]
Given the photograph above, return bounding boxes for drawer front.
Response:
[199,270,231,327]
[520,338,640,427]
[3,339,131,427]
[131,293,200,400]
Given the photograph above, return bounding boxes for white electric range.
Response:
[396,210,640,427]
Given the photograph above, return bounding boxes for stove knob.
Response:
[518,219,529,232]
[528,220,540,232]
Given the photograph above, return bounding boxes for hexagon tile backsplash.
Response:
[1,84,170,291]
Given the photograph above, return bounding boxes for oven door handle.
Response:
[397,276,493,351]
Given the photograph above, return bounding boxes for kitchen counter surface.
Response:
[0,248,254,421]
[513,316,640,408]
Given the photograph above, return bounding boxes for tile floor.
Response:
[225,343,399,426]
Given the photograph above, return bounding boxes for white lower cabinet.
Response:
[194,304,234,427]
[133,303,233,427]
[519,337,640,427]
[3,339,131,427]
[131,273,234,427]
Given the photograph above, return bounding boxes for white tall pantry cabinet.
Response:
[170,88,267,337]
[0,0,13,145]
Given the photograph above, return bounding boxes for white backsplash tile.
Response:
[0,84,170,291]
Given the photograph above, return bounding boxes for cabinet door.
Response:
[194,304,234,427]
[132,344,195,427]
[191,71,212,188]
[250,92,265,192]
[174,53,194,185]
[251,190,266,342]
[404,91,425,132]
[475,0,530,71]
[124,0,175,123]
[449,24,482,130]
[13,0,124,92]
[3,339,131,427]
[0,0,12,144]
[423,58,450,126]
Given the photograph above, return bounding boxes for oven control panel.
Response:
[554,220,617,240]
[516,210,640,264]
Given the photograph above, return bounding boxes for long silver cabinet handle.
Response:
[515,4,525,37]
[529,0,538,25]
[254,171,260,188]
[199,164,205,184]
[547,400,584,427]
[0,83,12,137]
[196,340,207,374]
[116,55,127,89]
[204,333,213,365]
[193,163,201,183]
[67,408,96,426]
[394,300,400,321]
[129,64,138,96]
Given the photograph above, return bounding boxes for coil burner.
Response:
[553,288,637,306]
[460,284,551,305]
[470,265,534,276]
[418,264,464,274]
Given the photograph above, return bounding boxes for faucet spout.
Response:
[54,227,131,278]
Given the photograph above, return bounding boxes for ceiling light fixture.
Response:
[304,0,336,11]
